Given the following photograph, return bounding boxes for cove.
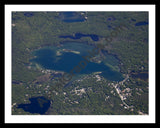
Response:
[31,42,124,81]
[17,96,51,114]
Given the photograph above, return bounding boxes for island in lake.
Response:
[56,48,80,56]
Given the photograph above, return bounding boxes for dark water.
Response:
[107,16,116,21]
[107,25,112,30]
[135,21,148,26]
[131,72,148,81]
[58,12,86,22]
[12,80,21,84]
[17,96,51,114]
[31,43,124,81]
[131,18,136,22]
[59,33,99,41]
[24,12,34,17]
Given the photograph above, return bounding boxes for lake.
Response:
[58,12,86,22]
[24,12,34,17]
[131,72,148,81]
[17,96,51,114]
[135,21,148,26]
[31,42,124,81]
[59,33,99,41]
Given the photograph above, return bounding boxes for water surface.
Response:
[59,33,99,41]
[135,21,148,26]
[24,12,34,17]
[31,42,124,81]
[58,12,86,22]
[131,72,148,81]
[17,96,51,114]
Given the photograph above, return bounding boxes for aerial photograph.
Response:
[12,11,148,115]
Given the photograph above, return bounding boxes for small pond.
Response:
[135,21,148,26]
[58,12,86,22]
[59,33,99,41]
[24,12,34,17]
[17,96,51,115]
[131,72,148,81]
